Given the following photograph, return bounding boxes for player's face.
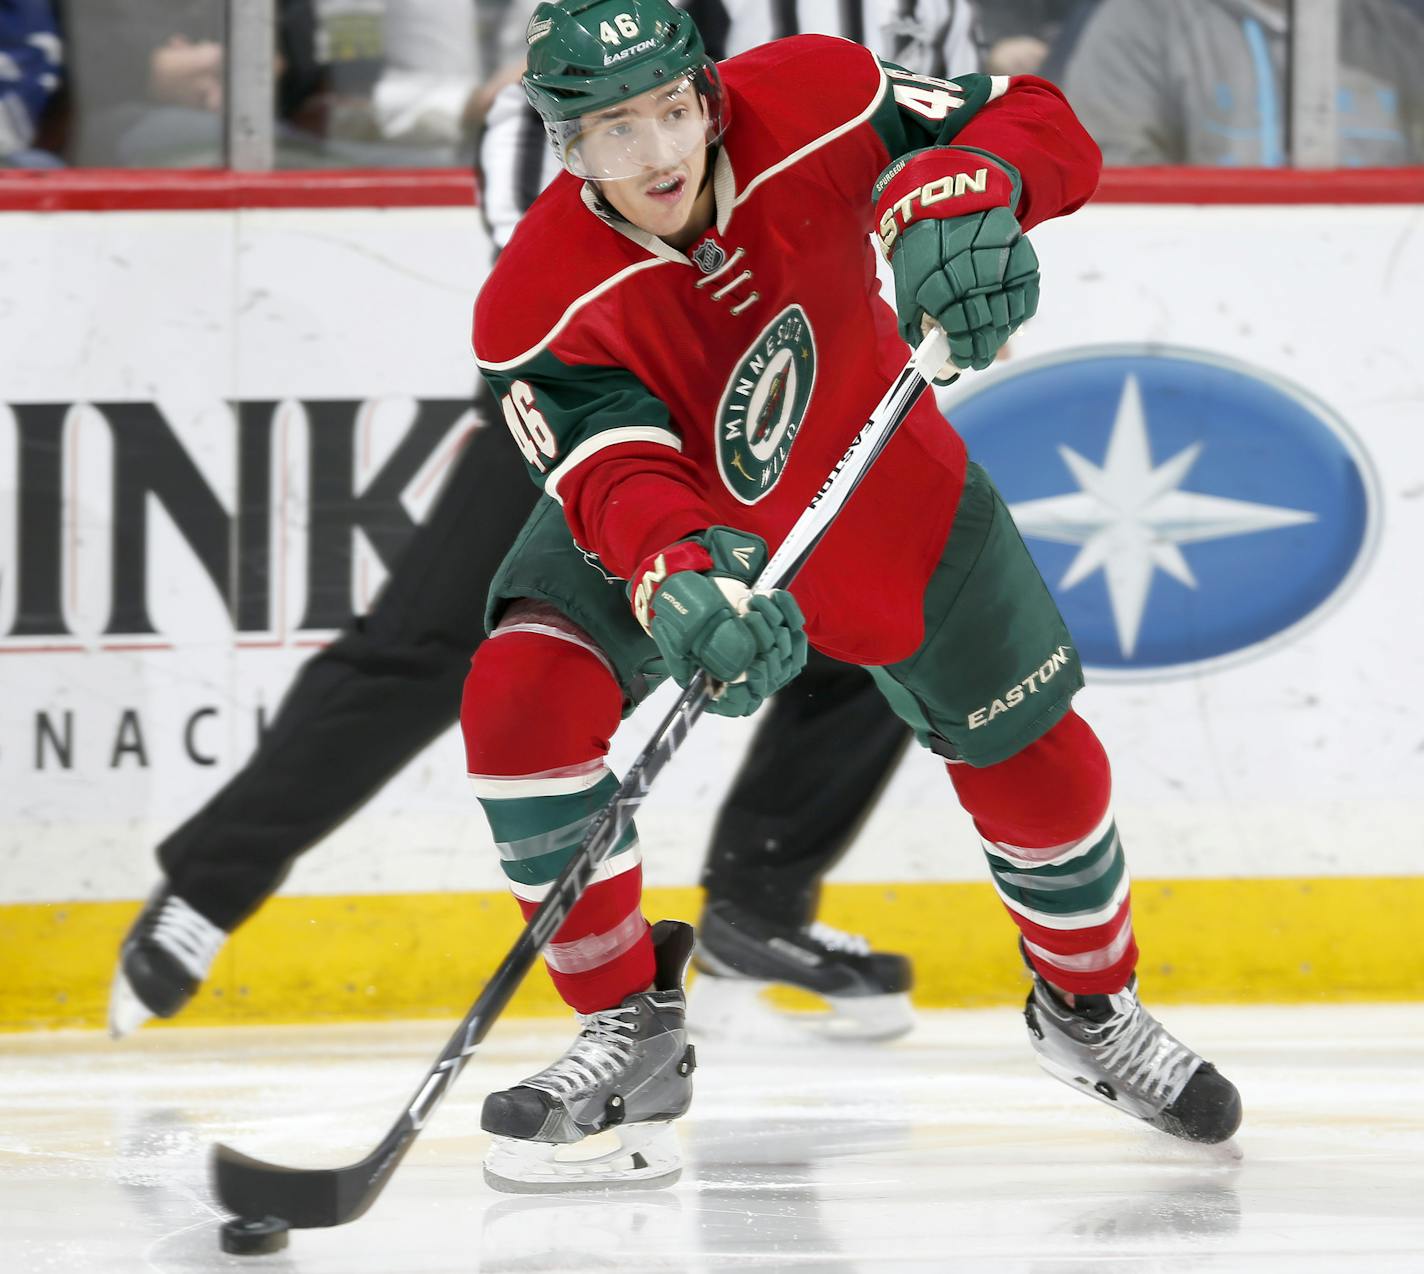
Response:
[574,78,707,180]
[577,80,714,246]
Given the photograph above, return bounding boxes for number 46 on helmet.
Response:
[522,0,730,182]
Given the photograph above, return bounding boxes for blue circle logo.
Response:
[949,346,1378,677]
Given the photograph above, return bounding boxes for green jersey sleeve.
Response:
[479,349,681,500]
[868,64,1011,157]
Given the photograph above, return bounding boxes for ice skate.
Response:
[1023,959,1242,1145]
[689,898,914,1043]
[108,887,227,1038]
[481,919,697,1193]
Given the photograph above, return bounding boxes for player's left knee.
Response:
[950,709,1111,849]
[460,618,622,776]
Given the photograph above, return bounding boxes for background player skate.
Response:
[109,0,984,1047]
[466,0,1243,1192]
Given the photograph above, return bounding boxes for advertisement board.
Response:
[2,184,1420,1026]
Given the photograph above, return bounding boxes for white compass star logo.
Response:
[1008,374,1317,657]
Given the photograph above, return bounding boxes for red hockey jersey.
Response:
[474,36,1099,665]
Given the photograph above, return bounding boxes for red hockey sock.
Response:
[948,710,1137,995]
[515,867,652,1013]
[463,624,654,1013]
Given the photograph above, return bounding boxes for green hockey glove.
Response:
[630,527,807,718]
[873,147,1040,375]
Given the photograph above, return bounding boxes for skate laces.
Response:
[806,922,871,957]
[522,1005,640,1101]
[147,896,225,979]
[1084,991,1198,1102]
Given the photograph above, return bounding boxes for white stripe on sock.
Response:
[469,759,608,799]
[992,869,1132,931]
[1023,917,1136,975]
[507,841,642,902]
[981,804,1116,870]
[544,906,648,975]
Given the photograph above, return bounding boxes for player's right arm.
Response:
[478,350,718,580]
[478,353,805,716]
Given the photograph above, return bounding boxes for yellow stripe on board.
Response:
[2,877,1421,1032]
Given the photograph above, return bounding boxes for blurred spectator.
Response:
[364,0,533,162]
[370,0,481,153]
[1,0,64,167]
[1062,0,1424,166]
[975,0,1098,79]
[61,0,471,168]
[281,0,385,154]
[63,0,225,166]
[282,0,512,166]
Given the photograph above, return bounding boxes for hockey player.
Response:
[467,0,1242,1191]
[110,0,983,1046]
[477,0,985,1043]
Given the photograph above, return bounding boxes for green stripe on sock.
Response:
[500,824,639,887]
[478,773,618,843]
[984,825,1124,918]
[477,773,639,887]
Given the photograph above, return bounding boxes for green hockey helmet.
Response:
[523,0,729,180]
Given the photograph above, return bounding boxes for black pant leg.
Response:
[159,419,537,929]
[700,649,912,928]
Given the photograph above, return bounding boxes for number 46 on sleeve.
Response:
[889,69,965,122]
[500,380,558,473]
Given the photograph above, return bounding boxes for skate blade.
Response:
[1030,1052,1241,1151]
[482,1122,681,1195]
[688,974,914,1044]
[107,968,155,1040]
[1032,1052,1159,1119]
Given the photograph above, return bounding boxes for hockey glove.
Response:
[630,527,807,718]
[873,147,1040,376]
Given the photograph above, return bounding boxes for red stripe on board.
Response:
[0,168,477,212]
[1,166,1422,212]
[1095,167,1424,204]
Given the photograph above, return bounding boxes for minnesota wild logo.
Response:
[714,304,817,504]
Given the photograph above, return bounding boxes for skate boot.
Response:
[108,887,227,1038]
[1023,960,1242,1144]
[481,919,697,1193]
[689,898,914,1042]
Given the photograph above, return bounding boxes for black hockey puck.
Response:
[219,1215,290,1256]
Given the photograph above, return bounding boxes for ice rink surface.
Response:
[1,1002,1421,1274]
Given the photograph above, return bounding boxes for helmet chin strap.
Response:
[697,146,717,193]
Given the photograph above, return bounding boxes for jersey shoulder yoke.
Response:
[474,172,667,370]
[719,35,888,188]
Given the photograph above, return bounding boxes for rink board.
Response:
[4,876,1424,1031]
[2,183,1422,1027]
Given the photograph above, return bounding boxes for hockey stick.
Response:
[210,326,952,1231]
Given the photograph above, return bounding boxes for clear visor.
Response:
[551,66,726,181]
